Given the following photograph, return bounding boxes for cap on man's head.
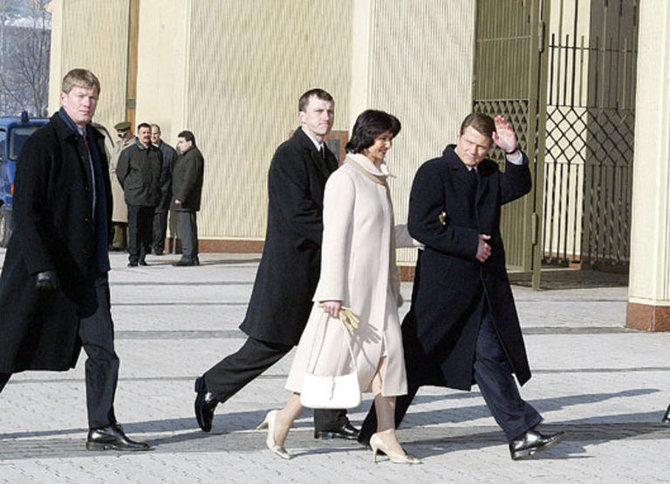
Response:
[114,121,131,132]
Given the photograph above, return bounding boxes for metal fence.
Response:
[542,3,637,268]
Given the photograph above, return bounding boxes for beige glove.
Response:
[339,306,360,333]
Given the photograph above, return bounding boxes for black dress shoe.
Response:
[662,405,670,425]
[173,259,197,267]
[139,259,148,266]
[86,424,151,451]
[314,422,360,440]
[194,376,218,432]
[509,429,566,460]
[127,261,138,267]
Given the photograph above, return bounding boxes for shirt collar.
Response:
[58,107,85,136]
[301,127,324,151]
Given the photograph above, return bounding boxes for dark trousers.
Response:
[127,205,155,263]
[152,209,168,253]
[360,303,541,444]
[204,336,348,431]
[177,210,198,261]
[0,273,120,430]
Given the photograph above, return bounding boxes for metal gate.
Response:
[474,0,638,288]
[473,0,550,288]
[542,0,637,269]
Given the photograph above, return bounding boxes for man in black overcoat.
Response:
[172,130,204,266]
[193,89,358,440]
[0,69,149,451]
[358,113,565,460]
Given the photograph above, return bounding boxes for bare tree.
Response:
[0,0,51,116]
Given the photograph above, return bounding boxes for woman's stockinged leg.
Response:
[371,358,405,455]
[275,393,303,446]
[369,358,421,464]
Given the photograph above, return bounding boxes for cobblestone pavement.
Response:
[0,251,668,483]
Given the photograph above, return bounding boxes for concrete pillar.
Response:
[626,0,670,331]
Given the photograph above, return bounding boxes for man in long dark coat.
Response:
[358,113,565,460]
[171,130,204,266]
[0,69,149,451]
[193,89,358,440]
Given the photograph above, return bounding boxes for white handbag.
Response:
[300,310,361,409]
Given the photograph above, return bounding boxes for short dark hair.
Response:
[345,110,401,154]
[460,113,495,141]
[178,130,196,146]
[298,88,333,112]
[137,122,151,131]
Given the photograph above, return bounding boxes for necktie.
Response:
[468,168,478,194]
[319,146,325,161]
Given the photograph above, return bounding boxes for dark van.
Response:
[0,112,49,247]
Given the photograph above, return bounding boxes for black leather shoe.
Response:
[194,376,218,432]
[509,429,566,460]
[173,259,197,267]
[662,405,670,425]
[139,260,148,266]
[86,424,151,451]
[127,261,138,267]
[314,422,360,440]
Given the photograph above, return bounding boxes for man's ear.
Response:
[298,111,306,124]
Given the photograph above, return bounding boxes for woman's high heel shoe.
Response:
[369,434,421,465]
[256,410,291,460]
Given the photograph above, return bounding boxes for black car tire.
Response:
[0,206,12,248]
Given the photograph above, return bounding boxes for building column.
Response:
[626,0,670,331]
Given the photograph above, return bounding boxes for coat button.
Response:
[84,217,91,223]
[81,248,89,255]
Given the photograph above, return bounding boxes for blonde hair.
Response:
[61,68,101,94]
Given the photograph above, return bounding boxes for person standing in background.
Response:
[171,130,204,267]
[116,122,165,267]
[150,123,177,256]
[108,121,134,251]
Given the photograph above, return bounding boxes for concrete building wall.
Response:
[134,0,189,145]
[353,0,476,265]
[48,0,129,133]
[182,0,354,241]
[48,0,476,263]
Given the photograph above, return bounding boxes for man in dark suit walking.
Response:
[358,113,565,460]
[0,68,149,451]
[193,89,358,440]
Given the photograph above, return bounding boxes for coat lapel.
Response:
[293,127,331,180]
[52,114,94,191]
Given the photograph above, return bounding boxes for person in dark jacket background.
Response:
[171,130,204,266]
[116,122,165,267]
[192,89,357,441]
[0,68,149,451]
[357,113,566,460]
[150,123,177,255]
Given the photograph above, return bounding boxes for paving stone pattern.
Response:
[0,251,668,483]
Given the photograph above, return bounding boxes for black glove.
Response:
[36,270,59,291]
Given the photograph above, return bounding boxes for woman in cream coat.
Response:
[257,110,420,464]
